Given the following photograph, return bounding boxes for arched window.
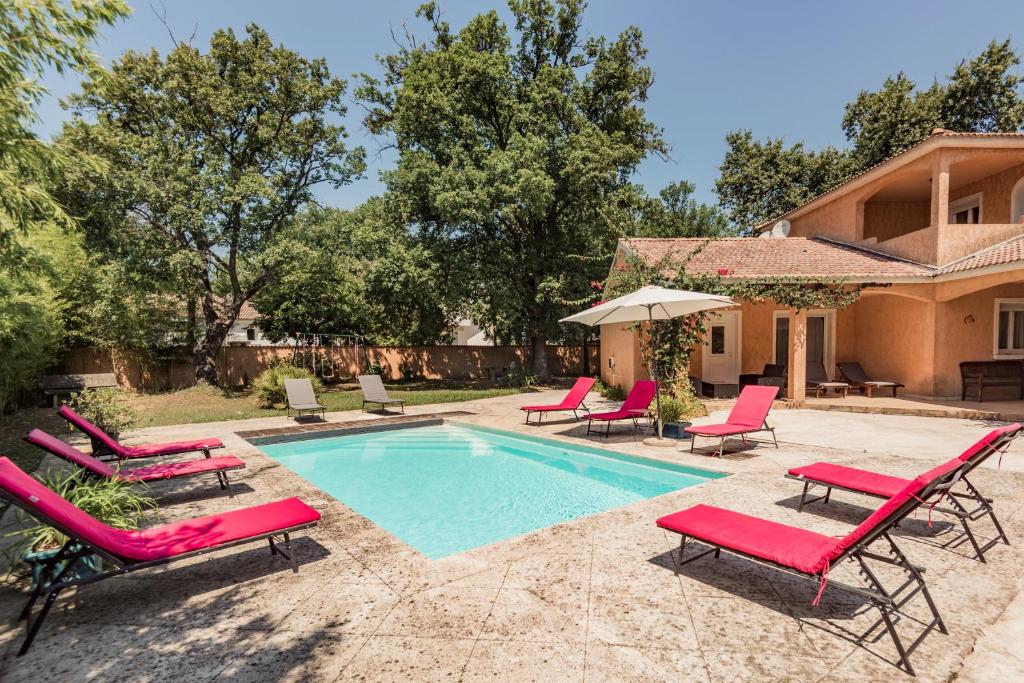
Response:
[1012,177,1024,225]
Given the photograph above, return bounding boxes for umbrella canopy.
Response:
[559,285,735,327]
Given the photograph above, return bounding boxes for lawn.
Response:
[1,380,535,474]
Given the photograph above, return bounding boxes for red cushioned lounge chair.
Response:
[658,457,967,674]
[685,384,779,456]
[24,428,246,496]
[785,423,1021,562]
[584,380,657,438]
[0,456,320,655]
[59,405,224,460]
[521,376,596,424]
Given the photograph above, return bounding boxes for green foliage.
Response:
[503,365,539,388]
[67,387,137,435]
[253,201,456,345]
[0,0,129,271]
[718,38,1024,229]
[656,395,683,425]
[631,181,734,239]
[594,379,625,401]
[253,363,323,408]
[6,468,154,566]
[356,0,666,373]
[60,23,366,384]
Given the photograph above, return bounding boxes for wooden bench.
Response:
[37,373,119,407]
[960,361,1023,402]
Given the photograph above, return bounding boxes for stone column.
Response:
[787,309,807,404]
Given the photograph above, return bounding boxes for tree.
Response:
[632,180,733,238]
[0,0,129,272]
[718,38,1024,229]
[356,0,666,375]
[715,131,853,229]
[253,199,457,345]
[61,24,366,384]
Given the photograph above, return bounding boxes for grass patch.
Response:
[2,380,534,474]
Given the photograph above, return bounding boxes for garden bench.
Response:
[959,360,1024,402]
[37,373,118,407]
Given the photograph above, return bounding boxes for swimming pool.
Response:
[257,422,726,558]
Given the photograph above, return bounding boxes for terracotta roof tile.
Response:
[937,234,1024,275]
[621,237,933,281]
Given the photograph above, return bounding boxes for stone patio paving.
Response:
[1,389,1022,681]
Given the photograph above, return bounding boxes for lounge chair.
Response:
[0,456,320,655]
[584,380,657,437]
[24,428,245,496]
[657,456,965,674]
[58,405,224,461]
[785,423,1021,561]
[807,361,849,398]
[357,374,405,413]
[521,376,596,424]
[838,361,904,398]
[685,385,779,456]
[284,378,326,420]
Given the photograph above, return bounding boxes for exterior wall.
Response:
[851,293,937,396]
[788,193,859,242]
[862,201,930,242]
[950,161,1024,224]
[599,323,645,392]
[57,345,598,391]
[932,281,1024,397]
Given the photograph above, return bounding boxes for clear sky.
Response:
[35,0,1024,208]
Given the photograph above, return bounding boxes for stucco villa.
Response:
[601,128,1024,401]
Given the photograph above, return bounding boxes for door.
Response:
[702,311,740,383]
[774,313,831,374]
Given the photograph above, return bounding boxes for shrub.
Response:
[367,361,384,376]
[657,396,684,425]
[504,365,539,388]
[5,469,155,574]
[253,363,323,408]
[670,381,708,419]
[595,380,625,401]
[67,387,137,435]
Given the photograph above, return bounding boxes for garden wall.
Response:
[56,344,599,391]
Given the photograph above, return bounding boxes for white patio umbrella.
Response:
[560,285,736,439]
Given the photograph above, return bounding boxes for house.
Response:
[453,318,494,345]
[224,302,297,347]
[601,129,1024,401]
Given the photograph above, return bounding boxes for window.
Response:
[949,193,982,225]
[995,300,1024,357]
[246,326,257,341]
[710,325,725,354]
[772,311,835,370]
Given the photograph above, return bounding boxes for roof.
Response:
[620,237,933,282]
[756,128,1024,232]
[937,234,1024,275]
[237,301,258,319]
[620,234,1024,283]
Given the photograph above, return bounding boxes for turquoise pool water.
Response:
[258,423,726,558]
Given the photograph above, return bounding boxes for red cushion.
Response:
[657,504,839,575]
[787,463,910,498]
[684,423,753,437]
[118,438,225,458]
[521,404,570,412]
[622,380,657,411]
[524,377,596,411]
[131,498,320,561]
[121,456,246,482]
[24,429,116,478]
[586,410,634,421]
[726,385,778,428]
[0,457,318,563]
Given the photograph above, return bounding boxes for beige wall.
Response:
[599,323,645,392]
[852,293,937,395]
[862,201,930,242]
[950,161,1024,224]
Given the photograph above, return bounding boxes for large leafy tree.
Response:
[718,39,1024,229]
[253,199,457,345]
[356,0,666,375]
[0,0,129,271]
[61,24,366,384]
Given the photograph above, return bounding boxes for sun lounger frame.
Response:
[1,489,318,656]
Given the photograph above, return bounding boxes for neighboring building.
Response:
[224,302,297,347]
[453,318,494,346]
[601,129,1024,400]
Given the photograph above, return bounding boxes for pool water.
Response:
[258,423,726,558]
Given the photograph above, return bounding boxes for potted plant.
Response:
[7,470,155,590]
[656,396,688,438]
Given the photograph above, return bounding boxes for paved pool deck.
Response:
[1,390,1022,682]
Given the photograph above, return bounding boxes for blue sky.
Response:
[36,0,1024,208]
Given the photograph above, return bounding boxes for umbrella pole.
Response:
[648,305,663,440]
